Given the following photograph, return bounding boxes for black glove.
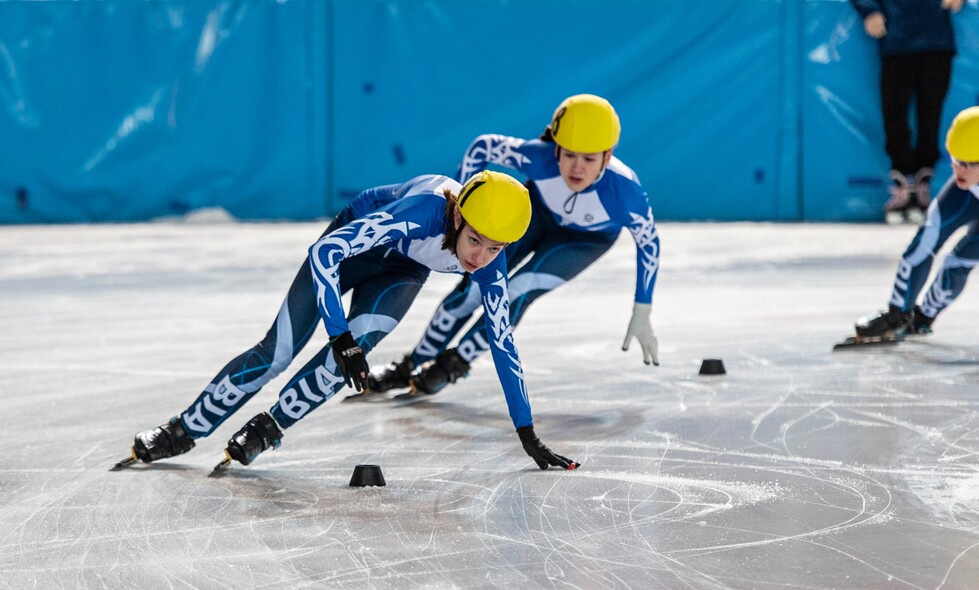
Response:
[331,331,370,391]
[516,426,579,470]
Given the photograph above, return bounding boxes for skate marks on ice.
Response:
[5,223,979,588]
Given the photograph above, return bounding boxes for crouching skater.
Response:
[113,171,578,473]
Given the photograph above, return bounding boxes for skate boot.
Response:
[898,306,934,337]
[214,412,283,471]
[366,354,415,393]
[409,348,471,395]
[855,305,913,340]
[883,170,913,225]
[132,417,196,463]
[913,168,934,209]
[114,417,196,469]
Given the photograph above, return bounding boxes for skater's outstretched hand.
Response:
[517,426,579,470]
[331,331,370,391]
[622,303,659,366]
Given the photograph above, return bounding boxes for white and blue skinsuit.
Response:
[888,179,979,319]
[409,133,659,365]
[176,174,534,437]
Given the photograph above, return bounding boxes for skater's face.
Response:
[453,209,507,272]
[556,147,612,193]
[951,157,979,189]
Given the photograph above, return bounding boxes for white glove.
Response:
[621,303,659,366]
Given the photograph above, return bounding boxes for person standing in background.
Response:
[850,0,963,224]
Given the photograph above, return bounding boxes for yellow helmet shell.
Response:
[947,106,979,163]
[550,94,621,153]
[457,170,531,243]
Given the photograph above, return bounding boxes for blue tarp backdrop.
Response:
[1,0,977,224]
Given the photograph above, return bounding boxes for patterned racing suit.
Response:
[888,179,979,321]
[409,134,660,366]
[177,174,535,436]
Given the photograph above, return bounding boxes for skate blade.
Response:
[211,451,232,475]
[833,335,904,351]
[393,386,439,402]
[109,449,138,471]
[343,390,390,403]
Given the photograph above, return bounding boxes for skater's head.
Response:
[947,106,979,189]
[443,171,530,272]
[540,94,619,193]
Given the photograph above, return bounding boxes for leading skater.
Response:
[367,94,660,396]
[116,170,579,472]
[849,106,979,342]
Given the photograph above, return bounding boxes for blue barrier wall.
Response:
[1,0,977,224]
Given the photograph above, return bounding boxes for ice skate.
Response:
[405,348,471,396]
[111,417,196,470]
[834,306,912,350]
[883,170,914,225]
[913,167,933,208]
[896,306,934,338]
[367,355,417,394]
[213,412,283,473]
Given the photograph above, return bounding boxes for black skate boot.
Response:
[213,412,283,472]
[134,417,196,462]
[366,354,415,393]
[408,348,471,395]
[113,417,196,470]
[898,306,934,337]
[855,305,913,340]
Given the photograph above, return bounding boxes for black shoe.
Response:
[913,167,934,210]
[225,413,283,466]
[884,170,914,225]
[410,349,471,395]
[855,305,913,339]
[133,417,196,463]
[898,306,934,337]
[366,354,415,393]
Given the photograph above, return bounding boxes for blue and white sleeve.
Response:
[308,202,426,337]
[628,204,660,305]
[476,265,533,429]
[457,134,530,183]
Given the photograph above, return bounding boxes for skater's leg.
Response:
[455,231,616,362]
[178,258,321,438]
[919,222,979,322]
[270,253,428,428]
[406,211,545,365]
[410,231,616,394]
[887,181,975,312]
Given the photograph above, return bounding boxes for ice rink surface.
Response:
[3,220,979,589]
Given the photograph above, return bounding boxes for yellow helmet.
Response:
[457,170,531,243]
[550,94,621,153]
[947,106,979,162]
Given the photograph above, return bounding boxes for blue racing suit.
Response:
[411,134,659,365]
[888,179,979,321]
[178,174,534,436]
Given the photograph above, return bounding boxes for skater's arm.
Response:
[308,197,435,336]
[457,134,530,183]
[473,262,579,470]
[622,203,660,366]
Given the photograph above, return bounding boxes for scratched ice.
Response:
[2,220,979,589]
